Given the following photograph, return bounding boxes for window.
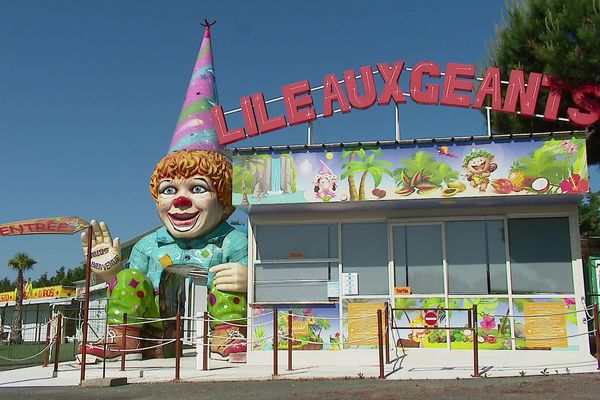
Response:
[255,224,337,261]
[508,217,574,294]
[393,225,444,294]
[254,224,338,303]
[342,223,388,295]
[446,220,507,294]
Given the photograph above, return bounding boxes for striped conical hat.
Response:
[168,22,221,153]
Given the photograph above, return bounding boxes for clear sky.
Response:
[0,1,597,281]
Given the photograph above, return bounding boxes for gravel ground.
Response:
[1,373,599,400]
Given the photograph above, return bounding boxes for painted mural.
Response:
[251,304,340,351]
[392,297,579,351]
[232,137,588,206]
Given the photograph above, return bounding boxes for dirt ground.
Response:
[1,373,600,400]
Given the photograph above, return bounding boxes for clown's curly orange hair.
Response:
[149,150,234,220]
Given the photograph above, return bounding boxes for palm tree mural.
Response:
[341,148,393,201]
[7,252,37,344]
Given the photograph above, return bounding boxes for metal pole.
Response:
[273,306,278,377]
[377,309,384,379]
[175,313,181,381]
[202,311,208,371]
[472,305,479,377]
[53,313,62,375]
[79,225,93,383]
[43,317,51,367]
[486,107,492,137]
[384,302,390,364]
[594,304,600,370]
[287,310,292,371]
[307,122,313,146]
[395,104,401,141]
[103,297,109,379]
[120,313,127,372]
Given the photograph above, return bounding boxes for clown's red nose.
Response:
[172,196,192,208]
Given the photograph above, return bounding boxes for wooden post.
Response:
[472,305,479,377]
[594,304,600,370]
[120,313,127,372]
[384,302,390,364]
[287,310,292,371]
[43,317,51,367]
[377,309,384,379]
[53,313,62,375]
[273,306,278,377]
[202,311,209,371]
[175,313,181,381]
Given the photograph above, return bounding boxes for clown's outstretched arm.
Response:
[81,220,122,284]
[212,263,248,293]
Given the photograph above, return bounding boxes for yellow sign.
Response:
[291,320,309,338]
[394,286,411,295]
[347,302,386,346]
[0,285,76,303]
[524,302,568,349]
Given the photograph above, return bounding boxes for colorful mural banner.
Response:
[0,285,76,303]
[0,217,90,236]
[232,136,588,206]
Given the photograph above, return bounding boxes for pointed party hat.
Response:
[168,21,222,153]
[318,160,334,175]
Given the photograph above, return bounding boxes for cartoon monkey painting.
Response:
[462,150,497,192]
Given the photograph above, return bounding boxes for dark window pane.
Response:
[509,218,574,294]
[256,224,338,260]
[342,223,388,295]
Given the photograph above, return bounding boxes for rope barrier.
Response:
[0,339,56,361]
[279,334,381,346]
[491,305,594,319]
[492,330,596,342]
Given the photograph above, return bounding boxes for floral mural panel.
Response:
[232,137,588,206]
[251,304,340,351]
[512,298,580,351]
[448,298,512,350]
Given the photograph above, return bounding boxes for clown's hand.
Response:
[81,220,122,284]
[212,262,248,293]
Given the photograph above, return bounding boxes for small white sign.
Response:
[341,272,359,296]
[327,281,340,298]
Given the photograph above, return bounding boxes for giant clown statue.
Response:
[79,22,249,363]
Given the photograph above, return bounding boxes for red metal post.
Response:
[384,302,390,364]
[43,317,51,367]
[79,226,93,383]
[377,309,384,379]
[121,313,127,372]
[594,304,600,370]
[175,313,181,381]
[53,313,62,375]
[273,306,278,377]
[287,310,292,371]
[202,311,209,371]
[472,305,479,377]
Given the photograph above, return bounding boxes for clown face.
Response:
[157,175,224,240]
[466,156,492,174]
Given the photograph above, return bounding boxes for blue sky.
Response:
[0,1,597,281]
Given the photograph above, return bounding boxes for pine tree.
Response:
[485,0,600,162]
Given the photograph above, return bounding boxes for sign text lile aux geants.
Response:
[212,61,600,145]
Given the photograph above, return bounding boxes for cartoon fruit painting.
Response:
[508,170,526,192]
[442,181,466,197]
[491,179,514,194]
[531,177,550,193]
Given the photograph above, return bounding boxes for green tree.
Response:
[340,148,393,200]
[579,191,600,237]
[485,0,600,162]
[0,277,13,292]
[7,253,37,344]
